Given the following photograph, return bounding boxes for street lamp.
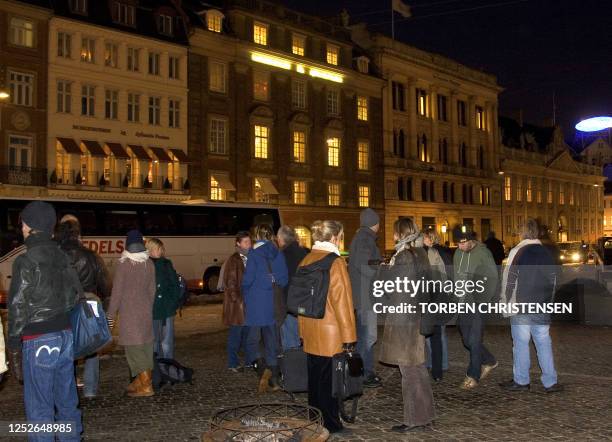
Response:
[0,88,9,100]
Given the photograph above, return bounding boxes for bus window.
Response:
[104,211,140,236]
[56,210,97,235]
[0,208,24,256]
[182,212,215,235]
[142,211,179,236]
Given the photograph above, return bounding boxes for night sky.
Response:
[285,0,612,144]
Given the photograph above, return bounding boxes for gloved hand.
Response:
[9,349,23,383]
[342,342,357,353]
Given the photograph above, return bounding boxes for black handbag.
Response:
[266,259,287,326]
[331,351,364,423]
[278,346,308,393]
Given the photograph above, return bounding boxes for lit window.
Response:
[104,42,118,67]
[158,14,173,36]
[206,11,223,33]
[357,95,368,121]
[58,32,71,58]
[292,80,306,109]
[559,183,565,205]
[114,2,135,26]
[536,184,542,204]
[169,99,180,128]
[9,18,34,48]
[127,47,140,71]
[292,34,305,56]
[292,131,306,163]
[504,176,512,201]
[293,181,306,204]
[476,105,485,130]
[516,178,523,202]
[8,71,34,107]
[327,137,340,167]
[526,179,533,202]
[209,118,227,154]
[254,178,269,203]
[209,61,226,93]
[326,44,339,65]
[254,125,269,159]
[81,37,95,63]
[148,52,160,75]
[127,93,140,122]
[294,226,311,248]
[169,56,180,79]
[326,90,339,115]
[358,185,370,207]
[210,175,226,201]
[253,22,268,45]
[358,141,369,170]
[104,89,118,120]
[328,183,341,206]
[547,181,553,203]
[148,96,161,125]
[253,71,269,101]
[57,80,72,113]
[81,84,95,116]
[416,89,428,116]
[569,187,574,205]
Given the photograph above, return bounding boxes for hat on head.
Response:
[360,208,380,228]
[125,229,146,253]
[20,201,57,234]
[454,226,477,243]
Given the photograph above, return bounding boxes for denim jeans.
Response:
[153,316,175,360]
[457,311,496,380]
[280,315,301,351]
[22,330,82,442]
[426,325,449,378]
[246,325,279,367]
[227,325,252,368]
[82,353,99,397]
[356,309,378,377]
[511,316,557,388]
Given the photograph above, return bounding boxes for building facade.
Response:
[499,117,605,245]
[186,0,385,248]
[0,0,50,197]
[580,136,612,167]
[352,29,502,250]
[43,0,190,203]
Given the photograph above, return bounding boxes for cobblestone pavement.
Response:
[1,302,612,441]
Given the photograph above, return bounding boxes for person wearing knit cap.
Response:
[348,208,383,388]
[8,200,83,435]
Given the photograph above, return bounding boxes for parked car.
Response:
[558,241,588,264]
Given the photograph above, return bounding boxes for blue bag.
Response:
[70,298,112,360]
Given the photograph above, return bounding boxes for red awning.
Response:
[169,148,191,163]
[81,140,106,157]
[106,142,130,159]
[57,138,82,155]
[150,147,173,163]
[127,145,151,160]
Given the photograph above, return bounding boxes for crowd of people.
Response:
[1,200,564,439]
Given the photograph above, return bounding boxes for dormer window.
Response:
[113,2,135,27]
[356,56,369,74]
[326,44,339,66]
[70,0,88,14]
[205,10,224,33]
[158,14,173,36]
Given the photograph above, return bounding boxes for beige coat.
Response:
[0,319,7,374]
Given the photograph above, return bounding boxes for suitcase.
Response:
[331,351,364,423]
[279,347,308,393]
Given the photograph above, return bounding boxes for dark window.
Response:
[421,179,428,201]
[393,130,398,156]
[469,185,474,204]
[442,182,448,202]
[399,129,405,158]
[459,143,468,168]
[57,209,98,235]
[104,210,140,235]
[406,178,413,201]
[398,177,405,200]
[142,211,179,235]
[457,100,467,126]
[182,212,215,235]
[462,184,468,204]
[429,181,435,202]
[392,81,405,111]
[450,183,455,203]
[439,139,448,164]
[478,145,485,169]
[437,95,448,121]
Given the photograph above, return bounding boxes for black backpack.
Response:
[152,357,194,390]
[287,253,339,319]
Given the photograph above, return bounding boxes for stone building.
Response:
[580,136,612,167]
[184,0,385,248]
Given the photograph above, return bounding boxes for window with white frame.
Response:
[358,141,369,170]
[81,84,95,116]
[57,32,71,58]
[148,52,160,75]
[254,125,269,159]
[292,131,306,163]
[476,105,485,130]
[105,89,118,119]
[293,181,306,204]
[127,93,140,122]
[206,10,223,33]
[209,175,226,201]
[326,44,339,65]
[292,80,306,109]
[127,47,140,71]
[69,0,87,14]
[253,71,269,101]
[8,135,32,167]
[358,185,370,207]
[104,42,118,67]
[209,61,226,93]
[169,56,180,79]
[504,176,512,201]
[327,137,340,167]
[169,99,180,128]
[326,90,339,115]
[209,118,227,154]
[81,37,95,63]
[357,57,369,73]
[113,2,135,26]
[357,95,368,121]
[148,96,161,125]
[9,71,34,106]
[57,80,72,113]
[9,17,34,47]
[328,183,341,206]
[253,22,268,45]
[292,34,305,56]
[416,88,428,116]
[158,14,173,35]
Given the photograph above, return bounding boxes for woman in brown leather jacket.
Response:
[298,220,356,435]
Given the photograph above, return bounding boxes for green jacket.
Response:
[453,242,499,303]
[152,257,181,320]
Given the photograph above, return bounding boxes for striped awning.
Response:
[149,147,173,163]
[57,138,82,155]
[169,148,191,163]
[106,142,130,159]
[127,145,151,160]
[81,140,106,157]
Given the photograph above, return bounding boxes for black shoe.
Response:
[391,424,427,433]
[330,427,352,436]
[363,374,382,388]
[499,379,530,391]
[544,383,564,393]
[433,376,443,383]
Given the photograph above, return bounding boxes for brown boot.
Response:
[126,375,140,394]
[128,370,154,397]
[258,368,272,394]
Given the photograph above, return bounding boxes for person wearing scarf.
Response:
[107,230,156,397]
[378,218,436,433]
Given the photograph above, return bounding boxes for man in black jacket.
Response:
[57,216,111,398]
[8,201,83,435]
[277,226,309,350]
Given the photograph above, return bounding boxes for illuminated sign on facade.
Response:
[250,51,344,83]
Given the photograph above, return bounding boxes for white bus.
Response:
[0,198,281,306]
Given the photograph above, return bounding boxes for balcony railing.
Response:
[51,170,188,193]
[0,166,48,187]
